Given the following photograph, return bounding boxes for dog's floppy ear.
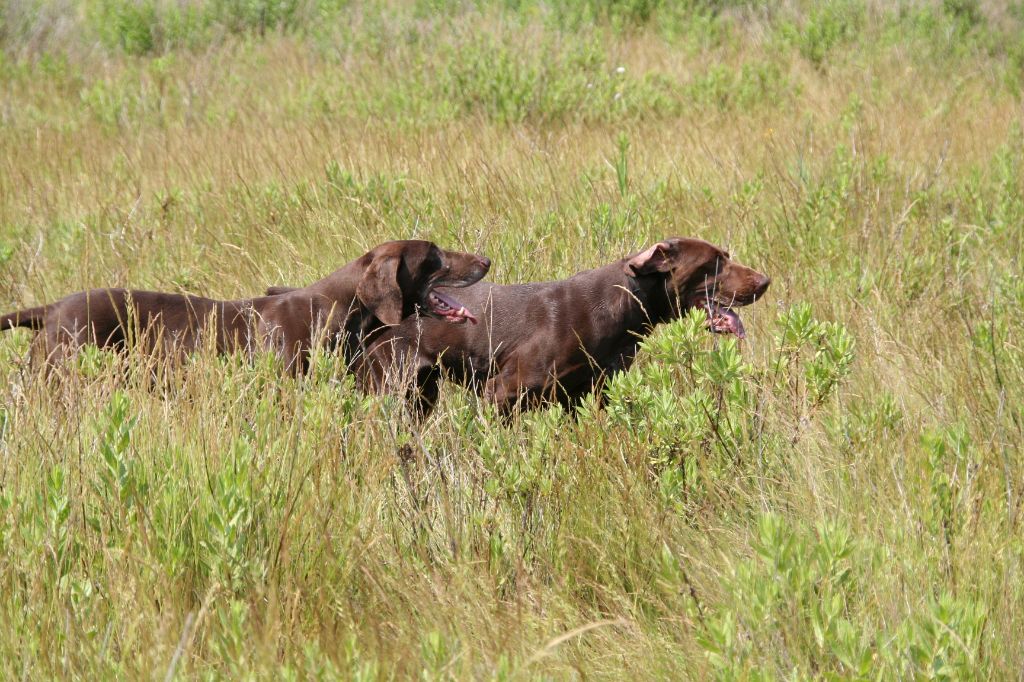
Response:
[624,241,675,275]
[356,255,403,325]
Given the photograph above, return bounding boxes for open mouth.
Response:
[427,289,477,324]
[699,299,746,339]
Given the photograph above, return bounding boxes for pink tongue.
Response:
[432,291,478,325]
[706,305,746,339]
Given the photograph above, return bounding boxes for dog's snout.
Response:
[754,275,771,297]
[477,256,491,272]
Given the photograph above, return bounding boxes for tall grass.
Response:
[1,0,1023,677]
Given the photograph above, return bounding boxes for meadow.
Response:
[1,0,1023,677]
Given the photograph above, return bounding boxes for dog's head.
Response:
[354,240,490,326]
[624,237,770,338]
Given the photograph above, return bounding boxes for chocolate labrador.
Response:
[0,240,489,374]
[355,237,769,415]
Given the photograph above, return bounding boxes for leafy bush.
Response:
[777,0,866,68]
[699,513,990,677]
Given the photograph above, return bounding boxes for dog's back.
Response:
[1,288,224,363]
[0,304,47,331]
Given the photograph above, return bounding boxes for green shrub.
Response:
[777,0,865,68]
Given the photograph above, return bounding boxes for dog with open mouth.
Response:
[2,240,490,375]
[357,237,770,415]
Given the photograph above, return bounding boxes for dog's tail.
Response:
[0,305,46,331]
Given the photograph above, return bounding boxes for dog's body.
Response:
[1,240,489,373]
[357,238,769,414]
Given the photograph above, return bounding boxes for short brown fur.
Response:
[1,240,490,374]
[358,238,769,415]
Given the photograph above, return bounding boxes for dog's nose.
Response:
[755,275,771,297]
[477,256,491,271]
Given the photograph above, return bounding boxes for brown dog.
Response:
[0,240,490,374]
[356,238,769,415]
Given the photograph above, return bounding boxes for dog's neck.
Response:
[296,261,378,355]
[610,262,676,331]
[551,262,672,370]
[543,261,673,377]
[305,260,363,304]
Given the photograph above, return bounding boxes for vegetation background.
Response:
[1,0,1023,677]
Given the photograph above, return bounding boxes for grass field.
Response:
[2,0,1023,677]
